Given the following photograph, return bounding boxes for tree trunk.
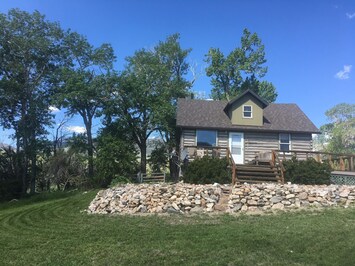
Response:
[29,132,36,194]
[86,119,94,178]
[140,144,147,173]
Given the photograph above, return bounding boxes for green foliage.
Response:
[43,149,87,191]
[109,176,132,188]
[283,158,332,185]
[317,103,355,153]
[0,179,22,201]
[95,125,138,188]
[0,9,68,193]
[148,143,168,173]
[104,33,191,173]
[55,30,116,178]
[183,156,230,184]
[205,28,277,102]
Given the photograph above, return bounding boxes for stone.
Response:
[247,200,258,206]
[308,196,317,202]
[298,192,308,200]
[270,196,283,204]
[206,203,214,209]
[286,194,295,199]
[271,203,284,210]
[190,206,203,213]
[233,203,242,211]
[170,195,177,201]
[340,190,350,198]
[182,200,191,206]
[241,205,248,212]
[172,203,180,211]
[167,207,180,214]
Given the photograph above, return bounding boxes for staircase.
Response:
[234,161,283,184]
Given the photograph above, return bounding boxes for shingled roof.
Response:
[176,98,320,133]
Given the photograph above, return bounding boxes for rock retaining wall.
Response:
[88,183,355,214]
[88,183,224,214]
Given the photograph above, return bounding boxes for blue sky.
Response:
[1,0,354,145]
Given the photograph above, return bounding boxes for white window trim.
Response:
[279,133,292,153]
[243,105,253,119]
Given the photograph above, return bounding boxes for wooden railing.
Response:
[137,172,166,183]
[273,150,355,172]
[271,150,285,184]
[183,145,237,185]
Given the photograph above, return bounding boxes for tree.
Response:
[104,34,191,174]
[0,9,66,194]
[56,32,116,178]
[318,103,355,153]
[205,28,277,102]
[95,122,138,187]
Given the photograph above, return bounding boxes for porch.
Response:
[181,146,355,185]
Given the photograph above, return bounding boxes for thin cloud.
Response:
[346,12,355,19]
[335,65,352,80]
[49,106,60,113]
[66,126,86,134]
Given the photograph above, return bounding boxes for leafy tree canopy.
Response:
[318,103,355,153]
[0,8,68,193]
[104,33,191,173]
[205,28,277,102]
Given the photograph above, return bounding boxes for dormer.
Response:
[224,90,268,126]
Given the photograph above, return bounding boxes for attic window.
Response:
[243,105,252,118]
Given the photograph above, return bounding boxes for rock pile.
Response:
[87,183,355,215]
[88,183,224,214]
[228,183,355,213]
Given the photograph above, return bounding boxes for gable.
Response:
[228,93,264,126]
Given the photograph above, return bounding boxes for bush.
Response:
[183,156,230,184]
[109,176,132,188]
[95,131,138,188]
[0,179,22,201]
[283,157,332,185]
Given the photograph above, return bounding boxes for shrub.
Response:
[0,179,22,201]
[283,157,332,185]
[183,156,230,184]
[109,176,132,188]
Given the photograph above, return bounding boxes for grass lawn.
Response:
[1,190,355,265]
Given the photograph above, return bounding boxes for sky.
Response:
[1,0,354,145]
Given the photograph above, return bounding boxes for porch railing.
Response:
[273,150,355,172]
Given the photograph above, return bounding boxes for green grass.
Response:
[1,191,355,266]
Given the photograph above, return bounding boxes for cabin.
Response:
[176,90,321,183]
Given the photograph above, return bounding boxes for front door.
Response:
[229,133,244,164]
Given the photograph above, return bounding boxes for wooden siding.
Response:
[291,133,313,160]
[244,132,279,163]
[182,129,196,147]
[217,131,228,157]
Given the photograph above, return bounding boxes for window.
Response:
[243,105,252,118]
[196,130,216,147]
[279,133,291,152]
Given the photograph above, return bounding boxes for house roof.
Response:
[176,98,320,134]
[225,89,269,110]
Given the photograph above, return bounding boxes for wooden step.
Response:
[236,168,277,173]
[236,169,277,175]
[237,179,278,184]
[237,175,278,181]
